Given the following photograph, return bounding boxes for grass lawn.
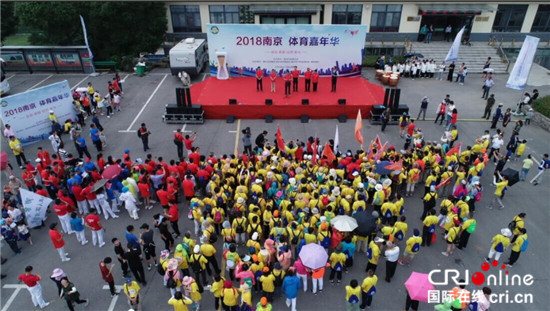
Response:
[2,33,31,46]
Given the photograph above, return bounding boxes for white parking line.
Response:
[2,284,26,311]
[26,74,53,91]
[6,74,16,80]
[70,74,92,91]
[124,73,168,132]
[103,285,124,311]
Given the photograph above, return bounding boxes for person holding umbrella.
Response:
[404,271,435,311]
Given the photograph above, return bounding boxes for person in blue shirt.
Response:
[75,134,92,159]
[491,103,503,129]
[84,159,96,172]
[125,225,141,253]
[341,236,357,272]
[91,113,104,131]
[282,270,302,311]
[89,123,102,152]
[70,212,88,246]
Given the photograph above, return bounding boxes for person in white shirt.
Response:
[489,135,504,162]
[420,61,427,78]
[404,63,411,78]
[398,62,405,74]
[437,62,446,80]
[411,63,418,80]
[3,124,15,138]
[384,241,400,282]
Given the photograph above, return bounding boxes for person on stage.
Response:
[292,66,300,92]
[270,69,277,93]
[284,70,292,97]
[331,66,338,92]
[304,68,312,92]
[312,70,319,92]
[256,67,263,92]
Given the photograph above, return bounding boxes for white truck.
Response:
[169,38,208,76]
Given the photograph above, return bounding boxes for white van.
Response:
[169,38,208,76]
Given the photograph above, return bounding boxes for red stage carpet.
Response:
[190,77,385,119]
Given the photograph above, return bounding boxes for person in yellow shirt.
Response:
[345,279,361,310]
[486,228,512,262]
[366,237,384,273]
[510,213,526,243]
[246,232,261,254]
[221,280,239,309]
[224,244,241,281]
[123,278,141,310]
[210,275,225,311]
[422,209,438,247]
[189,245,208,286]
[406,164,421,197]
[260,267,275,302]
[442,222,460,257]
[201,236,220,275]
[422,186,438,220]
[424,171,438,195]
[380,201,396,224]
[487,174,508,210]
[359,269,378,309]
[174,244,190,275]
[8,136,27,168]
[168,291,193,311]
[505,228,527,267]
[515,140,526,160]
[457,214,476,250]
[399,229,422,266]
[394,215,408,241]
[328,245,346,284]
[182,276,202,309]
[239,282,252,307]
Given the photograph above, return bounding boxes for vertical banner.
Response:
[334,126,340,154]
[0,80,76,145]
[506,35,540,90]
[21,189,52,228]
[79,15,93,59]
[207,24,367,76]
[445,26,465,63]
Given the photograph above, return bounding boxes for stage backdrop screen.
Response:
[207,24,367,77]
[0,80,75,145]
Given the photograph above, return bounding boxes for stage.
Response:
[190,77,385,119]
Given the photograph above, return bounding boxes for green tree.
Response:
[1,2,18,42]
[15,2,167,60]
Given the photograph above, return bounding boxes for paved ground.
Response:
[1,68,549,311]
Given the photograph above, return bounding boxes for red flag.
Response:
[312,136,318,164]
[374,142,388,160]
[322,142,336,163]
[385,160,403,172]
[446,143,462,157]
[355,110,364,146]
[375,135,382,149]
[276,125,285,151]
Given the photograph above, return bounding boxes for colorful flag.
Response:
[355,110,364,146]
[446,143,462,156]
[374,142,388,160]
[334,125,340,154]
[322,142,336,163]
[276,125,285,151]
[385,160,403,172]
[375,135,382,149]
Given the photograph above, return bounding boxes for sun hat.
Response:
[167,258,179,271]
[501,228,512,237]
[182,276,194,286]
[375,184,383,191]
[194,245,200,254]
[51,268,65,279]
[374,237,385,243]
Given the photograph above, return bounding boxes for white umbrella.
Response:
[330,215,358,232]
[75,87,88,93]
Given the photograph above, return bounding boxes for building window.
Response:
[532,5,550,32]
[492,4,528,32]
[209,5,240,24]
[170,5,201,32]
[370,5,402,32]
[260,16,311,24]
[332,4,362,24]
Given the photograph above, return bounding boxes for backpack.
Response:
[367,285,377,296]
[181,241,191,254]
[348,293,360,304]
[214,210,222,223]
[273,270,283,286]
[191,254,203,272]
[137,130,142,138]
[157,262,166,276]
[495,242,504,253]
[291,230,302,245]
[428,224,436,233]
[411,241,420,253]
[395,230,404,241]
[235,219,245,234]
[320,233,330,249]
[226,252,237,269]
[520,237,529,252]
[507,220,517,232]
[474,187,483,202]
[338,206,345,215]
[384,208,393,219]
[166,271,177,288]
[466,221,476,234]
[273,228,284,243]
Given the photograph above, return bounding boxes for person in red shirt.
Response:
[312,69,320,92]
[37,147,51,166]
[269,69,277,93]
[85,208,105,247]
[292,66,300,92]
[18,266,50,308]
[137,179,152,209]
[81,185,101,213]
[53,199,73,235]
[174,128,184,160]
[58,190,76,213]
[182,175,195,200]
[256,66,263,91]
[35,185,49,198]
[184,132,197,156]
[99,257,117,296]
[189,147,201,166]
[164,200,181,237]
[71,182,88,214]
[49,223,70,262]
[156,188,170,209]
[97,153,106,171]
[304,68,312,92]
[22,167,36,191]
[407,119,416,136]
[284,70,292,97]
[166,180,178,204]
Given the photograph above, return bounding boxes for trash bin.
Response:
[135,65,146,77]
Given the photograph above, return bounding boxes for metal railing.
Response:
[497,41,510,73]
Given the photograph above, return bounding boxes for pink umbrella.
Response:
[298,243,328,269]
[102,165,122,180]
[404,272,435,302]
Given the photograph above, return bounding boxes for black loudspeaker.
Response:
[265,99,273,106]
[396,104,409,116]
[229,99,237,105]
[384,88,390,107]
[165,104,186,114]
[226,115,235,123]
[300,115,309,123]
[302,99,309,105]
[265,115,273,123]
[184,87,192,108]
[372,105,386,115]
[338,99,346,105]
[393,89,401,111]
[337,114,347,123]
[176,88,186,107]
[389,89,396,113]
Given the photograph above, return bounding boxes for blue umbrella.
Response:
[374,161,393,175]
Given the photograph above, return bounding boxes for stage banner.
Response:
[21,188,52,228]
[207,24,367,76]
[506,35,540,90]
[0,80,75,145]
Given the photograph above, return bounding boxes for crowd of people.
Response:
[2,75,549,311]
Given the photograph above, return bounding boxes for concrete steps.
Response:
[409,42,508,74]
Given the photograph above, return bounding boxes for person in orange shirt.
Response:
[284,71,292,97]
[304,68,312,92]
[312,70,320,92]
[82,96,92,116]
[291,66,300,92]
[256,67,263,92]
